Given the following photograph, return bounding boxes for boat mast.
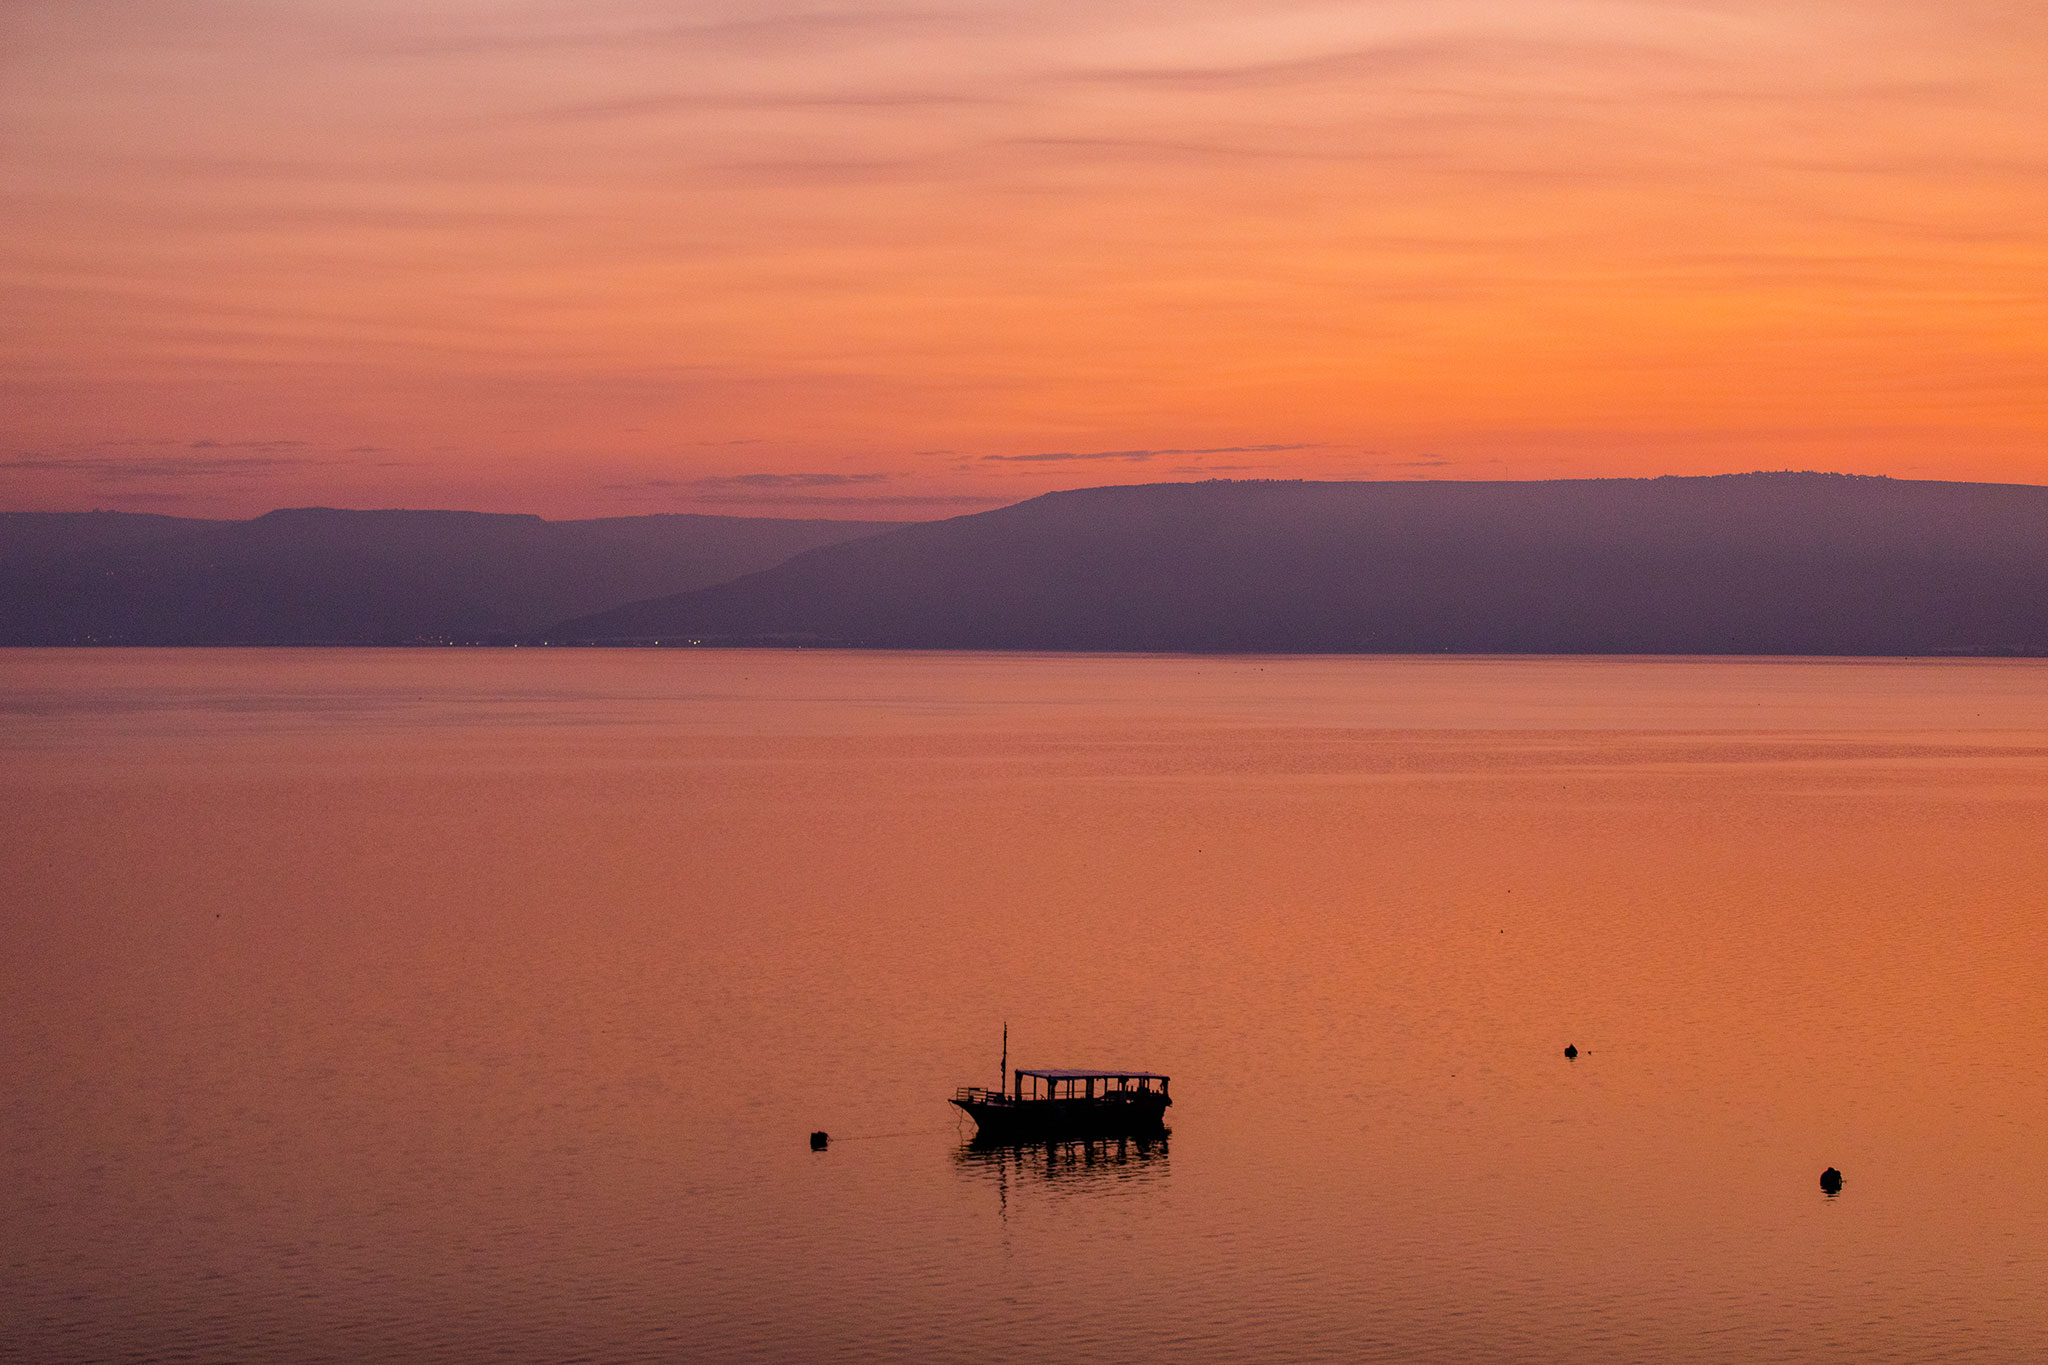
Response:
[1001,1021,1008,1100]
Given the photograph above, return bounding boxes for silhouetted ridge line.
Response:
[547,474,2048,655]
[0,508,903,644]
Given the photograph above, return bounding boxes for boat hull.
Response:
[951,1094,1170,1141]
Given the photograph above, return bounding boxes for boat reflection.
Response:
[953,1132,1171,1191]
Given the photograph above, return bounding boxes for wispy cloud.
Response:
[1000,136,1397,167]
[380,9,959,60]
[536,90,995,123]
[0,435,420,485]
[0,453,319,482]
[983,444,1315,464]
[709,157,933,186]
[1071,35,1708,92]
[692,492,1006,508]
[80,490,203,505]
[605,472,894,491]
[694,472,895,489]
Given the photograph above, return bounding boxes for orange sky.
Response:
[2,0,2043,518]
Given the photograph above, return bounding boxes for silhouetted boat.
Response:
[952,1068,1172,1140]
[954,1026,1172,1141]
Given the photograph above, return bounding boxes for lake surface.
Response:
[5,650,2048,1363]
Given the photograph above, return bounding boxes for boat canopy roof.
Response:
[1018,1069,1166,1081]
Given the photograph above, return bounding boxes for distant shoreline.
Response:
[8,644,2048,660]
[11,475,2048,654]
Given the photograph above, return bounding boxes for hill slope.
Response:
[0,509,901,644]
[0,511,234,569]
[549,474,2048,655]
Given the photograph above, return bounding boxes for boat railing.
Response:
[956,1085,1159,1104]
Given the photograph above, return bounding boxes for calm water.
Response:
[5,650,2048,1363]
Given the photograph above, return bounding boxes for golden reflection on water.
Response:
[4,650,2048,1363]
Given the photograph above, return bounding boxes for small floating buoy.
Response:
[1820,1167,1843,1194]
[1563,1044,1578,1059]
[810,1131,829,1151]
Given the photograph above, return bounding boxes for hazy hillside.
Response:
[0,511,232,568]
[550,474,2048,655]
[0,508,901,644]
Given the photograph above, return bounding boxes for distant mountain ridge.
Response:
[0,508,902,644]
[549,474,2048,655]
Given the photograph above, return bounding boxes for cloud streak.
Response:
[606,472,898,491]
[691,472,894,489]
[0,437,421,489]
[0,454,321,482]
[983,444,1315,464]
[377,9,961,61]
[691,492,1007,507]
[535,90,997,123]
[1070,34,1710,93]
[603,470,1005,508]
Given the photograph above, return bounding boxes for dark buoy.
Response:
[1820,1167,1843,1194]
[810,1131,829,1150]
[1563,1044,1578,1060]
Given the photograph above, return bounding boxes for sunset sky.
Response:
[3,0,2043,518]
